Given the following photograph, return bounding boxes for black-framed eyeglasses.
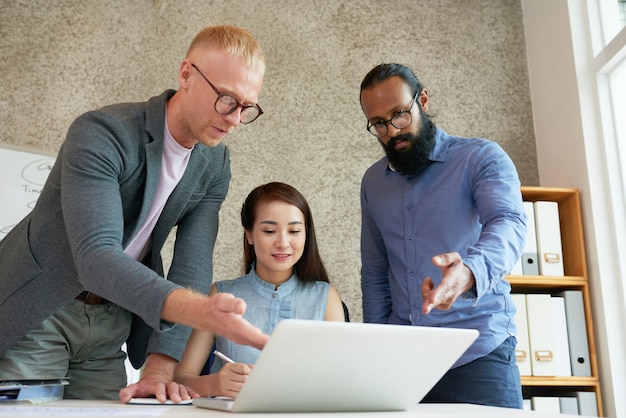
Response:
[366,92,419,137]
[190,63,263,124]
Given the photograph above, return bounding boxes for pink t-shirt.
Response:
[124,113,192,260]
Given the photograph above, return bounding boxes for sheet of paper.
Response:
[128,398,193,405]
[0,406,165,417]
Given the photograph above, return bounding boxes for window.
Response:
[576,2,626,416]
[599,1,626,42]
[608,63,626,200]
[591,0,626,231]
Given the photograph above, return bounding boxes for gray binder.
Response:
[576,391,598,417]
[522,201,539,275]
[559,397,578,415]
[558,290,592,376]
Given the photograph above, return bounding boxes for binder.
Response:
[551,296,572,376]
[0,379,68,403]
[512,294,532,376]
[525,294,557,376]
[559,397,579,415]
[558,290,592,376]
[521,201,539,275]
[531,396,560,413]
[576,391,599,416]
[533,201,564,276]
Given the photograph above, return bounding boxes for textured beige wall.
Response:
[0,0,538,322]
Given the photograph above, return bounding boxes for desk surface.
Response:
[0,400,585,417]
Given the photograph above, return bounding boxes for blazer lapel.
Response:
[127,90,172,243]
[127,140,162,242]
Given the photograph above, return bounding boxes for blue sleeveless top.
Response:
[211,268,329,371]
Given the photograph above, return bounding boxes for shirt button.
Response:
[272,293,277,299]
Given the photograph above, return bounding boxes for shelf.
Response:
[521,376,600,388]
[512,187,602,415]
[518,187,587,278]
[508,276,587,292]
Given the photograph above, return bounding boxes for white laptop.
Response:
[193,319,478,413]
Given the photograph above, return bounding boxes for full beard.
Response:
[380,111,437,176]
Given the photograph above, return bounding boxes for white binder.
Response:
[512,294,532,376]
[551,296,572,376]
[525,294,557,376]
[531,396,560,413]
[533,201,564,276]
[521,201,539,275]
[558,290,592,376]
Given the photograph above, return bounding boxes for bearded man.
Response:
[359,63,526,409]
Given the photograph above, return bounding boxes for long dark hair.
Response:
[241,182,330,283]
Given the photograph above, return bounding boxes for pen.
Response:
[214,350,236,364]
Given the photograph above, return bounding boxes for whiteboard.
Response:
[0,144,56,241]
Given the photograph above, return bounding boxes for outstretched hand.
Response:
[201,292,270,350]
[162,289,270,350]
[421,252,476,314]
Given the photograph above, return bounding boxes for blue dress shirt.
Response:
[360,127,526,367]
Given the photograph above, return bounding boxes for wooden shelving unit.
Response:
[507,186,602,416]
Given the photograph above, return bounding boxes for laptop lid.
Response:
[193,319,478,413]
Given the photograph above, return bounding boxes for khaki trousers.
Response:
[0,299,132,400]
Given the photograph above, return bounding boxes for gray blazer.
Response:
[0,90,231,368]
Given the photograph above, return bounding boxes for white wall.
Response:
[521,1,626,417]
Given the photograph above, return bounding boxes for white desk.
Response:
[0,400,585,417]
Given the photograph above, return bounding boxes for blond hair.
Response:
[186,25,266,75]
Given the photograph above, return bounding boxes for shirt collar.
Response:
[245,265,299,297]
